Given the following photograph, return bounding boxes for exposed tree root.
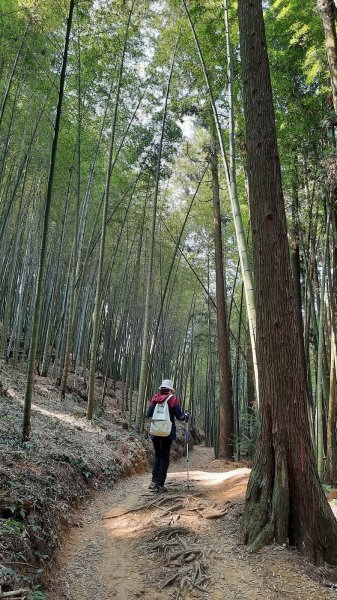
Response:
[201,509,228,519]
[134,488,228,596]
[152,526,189,539]
[160,502,184,517]
[169,548,203,561]
[103,494,185,519]
[145,524,210,597]
[104,493,210,520]
[161,567,190,589]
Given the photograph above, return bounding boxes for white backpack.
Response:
[149,394,173,437]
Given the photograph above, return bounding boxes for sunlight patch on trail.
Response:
[104,467,251,542]
[168,467,251,487]
[106,513,150,538]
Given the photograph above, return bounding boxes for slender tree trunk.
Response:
[182,0,258,403]
[290,161,310,392]
[146,167,207,386]
[126,201,147,420]
[210,132,234,459]
[0,79,21,190]
[316,212,330,478]
[86,1,134,420]
[327,198,337,481]
[246,328,256,449]
[235,283,244,458]
[1,189,25,359]
[320,0,337,482]
[206,255,215,448]
[61,26,82,399]
[22,0,75,442]
[238,0,337,563]
[0,20,29,131]
[135,36,179,430]
[327,332,336,483]
[41,175,71,376]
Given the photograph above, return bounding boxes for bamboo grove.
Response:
[1,0,337,482]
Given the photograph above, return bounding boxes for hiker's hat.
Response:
[159,379,174,390]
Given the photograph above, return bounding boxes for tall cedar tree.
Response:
[237,0,337,563]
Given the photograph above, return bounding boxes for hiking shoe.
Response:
[156,485,167,493]
[148,481,157,490]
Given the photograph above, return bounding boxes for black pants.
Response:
[152,437,172,486]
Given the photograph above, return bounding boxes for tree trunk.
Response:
[327,332,336,483]
[86,1,134,420]
[316,213,330,478]
[238,0,337,564]
[146,167,207,394]
[135,37,179,430]
[22,0,75,441]
[61,29,82,399]
[182,0,259,403]
[0,20,29,131]
[210,132,234,459]
[327,198,337,482]
[290,162,310,391]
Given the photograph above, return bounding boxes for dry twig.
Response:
[0,590,29,599]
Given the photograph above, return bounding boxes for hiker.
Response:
[146,379,188,492]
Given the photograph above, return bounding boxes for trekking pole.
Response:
[185,413,190,490]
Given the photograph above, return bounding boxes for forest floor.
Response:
[50,447,337,600]
[1,362,337,599]
[0,361,163,598]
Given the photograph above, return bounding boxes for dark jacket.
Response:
[146,391,184,440]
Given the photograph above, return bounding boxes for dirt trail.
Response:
[50,446,337,600]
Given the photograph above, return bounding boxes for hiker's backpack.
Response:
[149,394,173,437]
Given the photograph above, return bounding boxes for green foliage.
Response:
[0,0,335,473]
[237,411,259,459]
[30,592,49,600]
[52,453,92,481]
[0,566,17,578]
[264,0,326,162]
[1,517,25,534]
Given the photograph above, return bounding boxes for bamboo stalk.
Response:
[135,34,180,430]
[182,0,258,404]
[22,0,75,441]
[87,0,135,420]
